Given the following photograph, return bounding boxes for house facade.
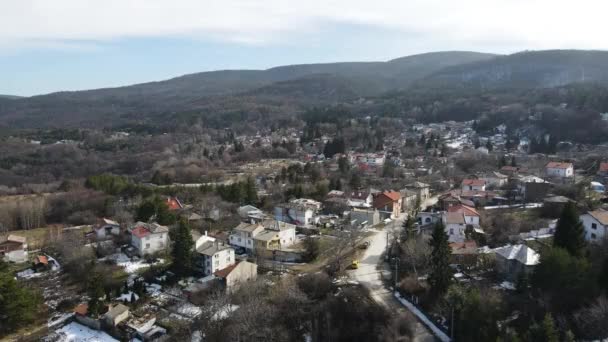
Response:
[493,244,540,281]
[274,199,320,226]
[129,222,169,256]
[447,205,480,226]
[373,191,402,219]
[94,218,121,240]
[407,182,430,202]
[229,223,264,251]
[442,212,467,243]
[0,235,27,263]
[581,210,608,242]
[214,261,258,292]
[261,219,297,248]
[196,241,235,276]
[545,162,574,178]
[347,191,373,208]
[461,179,486,192]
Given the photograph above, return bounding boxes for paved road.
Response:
[349,223,436,342]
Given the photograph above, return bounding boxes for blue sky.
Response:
[2,0,607,96]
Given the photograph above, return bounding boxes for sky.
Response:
[2,0,607,96]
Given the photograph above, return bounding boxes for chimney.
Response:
[204,230,208,236]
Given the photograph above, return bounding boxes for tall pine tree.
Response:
[170,218,195,277]
[553,202,586,256]
[428,221,452,296]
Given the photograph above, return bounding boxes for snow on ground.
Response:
[211,305,239,321]
[107,253,164,273]
[17,268,44,279]
[117,291,139,303]
[174,302,202,318]
[47,313,74,328]
[54,322,118,342]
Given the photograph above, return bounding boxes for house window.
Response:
[248,240,252,245]
[145,243,150,249]
[159,242,164,247]
[238,237,241,242]
[591,233,597,239]
[146,236,150,240]
[592,223,597,230]
[449,229,454,235]
[226,256,230,263]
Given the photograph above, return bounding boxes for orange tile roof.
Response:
[462,179,486,186]
[36,255,48,265]
[166,197,183,210]
[214,262,239,278]
[546,162,573,169]
[448,204,480,217]
[74,303,88,316]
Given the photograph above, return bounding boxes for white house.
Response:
[94,218,121,240]
[448,205,480,226]
[0,235,28,263]
[129,222,169,256]
[196,241,235,276]
[461,179,486,192]
[346,191,373,208]
[274,199,320,226]
[581,210,608,242]
[350,153,385,167]
[229,223,264,251]
[442,212,467,243]
[262,219,297,248]
[481,172,509,188]
[590,181,606,194]
[545,162,574,178]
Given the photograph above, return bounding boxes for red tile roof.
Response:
[373,191,401,208]
[214,262,239,278]
[74,303,88,316]
[462,179,486,186]
[546,162,573,169]
[36,255,48,265]
[166,197,183,210]
[448,204,480,217]
[131,225,150,239]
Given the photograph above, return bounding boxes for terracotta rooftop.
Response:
[462,179,486,186]
[214,262,239,278]
[546,162,573,169]
[588,210,608,226]
[447,204,480,217]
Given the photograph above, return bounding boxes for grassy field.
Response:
[1,225,92,250]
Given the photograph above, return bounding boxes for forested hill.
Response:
[2,50,608,129]
[0,51,495,128]
[419,50,608,89]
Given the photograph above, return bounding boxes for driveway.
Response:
[349,223,436,342]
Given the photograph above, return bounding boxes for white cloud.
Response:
[1,0,607,52]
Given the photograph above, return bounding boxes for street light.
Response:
[391,257,400,289]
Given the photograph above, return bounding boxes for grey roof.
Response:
[254,230,280,242]
[494,244,539,266]
[261,219,296,232]
[197,241,233,256]
[234,222,263,233]
[104,304,129,319]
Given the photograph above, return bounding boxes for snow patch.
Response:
[54,322,118,342]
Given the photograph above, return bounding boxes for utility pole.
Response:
[391,257,400,288]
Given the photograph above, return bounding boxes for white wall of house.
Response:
[464,215,479,226]
[229,227,263,250]
[204,248,235,275]
[275,207,315,226]
[445,223,466,243]
[581,214,608,242]
[462,184,486,191]
[278,228,296,247]
[546,167,573,178]
[132,233,168,256]
[3,249,27,263]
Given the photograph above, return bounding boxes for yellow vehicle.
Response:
[351,259,360,269]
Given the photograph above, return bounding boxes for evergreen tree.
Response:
[498,155,508,168]
[0,261,43,334]
[170,218,195,277]
[401,215,415,241]
[428,221,452,296]
[511,156,517,167]
[350,172,361,190]
[553,202,586,256]
[244,177,258,204]
[87,270,105,317]
[486,140,494,152]
[599,257,608,294]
